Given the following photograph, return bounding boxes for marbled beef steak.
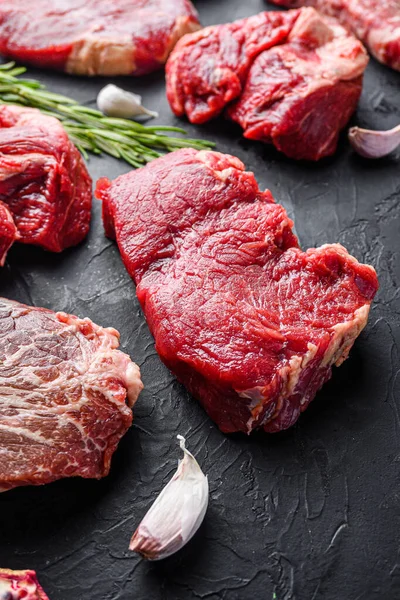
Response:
[0,298,143,492]
[0,0,201,76]
[268,0,400,71]
[96,149,379,434]
[166,8,368,160]
[0,105,92,266]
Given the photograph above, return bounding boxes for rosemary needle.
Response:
[0,62,215,167]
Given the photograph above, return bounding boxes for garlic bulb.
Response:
[129,435,209,560]
[348,124,400,158]
[97,84,158,120]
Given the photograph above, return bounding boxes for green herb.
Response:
[0,62,215,167]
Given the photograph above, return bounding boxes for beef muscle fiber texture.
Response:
[166,7,368,161]
[96,149,379,435]
[0,105,92,266]
[268,0,400,71]
[0,298,143,491]
[0,0,201,76]
[0,569,49,600]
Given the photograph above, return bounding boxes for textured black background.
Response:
[1,1,399,599]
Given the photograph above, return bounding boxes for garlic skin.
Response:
[348,124,400,158]
[97,84,158,120]
[129,435,209,560]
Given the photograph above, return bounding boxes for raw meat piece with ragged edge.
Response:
[0,105,92,264]
[0,569,49,600]
[166,7,369,160]
[228,8,368,160]
[0,298,143,492]
[268,0,400,71]
[96,149,379,435]
[0,0,201,76]
[166,9,300,124]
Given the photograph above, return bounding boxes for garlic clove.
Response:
[348,124,400,159]
[129,435,209,560]
[97,84,159,120]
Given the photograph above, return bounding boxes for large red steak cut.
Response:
[96,149,379,435]
[166,7,369,160]
[0,569,49,600]
[268,0,400,71]
[0,0,201,76]
[0,298,143,491]
[0,105,92,266]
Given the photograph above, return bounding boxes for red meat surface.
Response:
[0,105,92,264]
[0,298,143,491]
[0,0,201,76]
[166,10,299,124]
[0,569,49,600]
[268,0,400,71]
[0,201,18,266]
[166,8,368,160]
[228,9,367,160]
[96,149,379,435]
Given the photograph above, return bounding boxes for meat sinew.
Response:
[0,569,49,600]
[166,8,369,161]
[167,8,368,160]
[0,105,92,265]
[0,298,143,491]
[0,0,201,76]
[268,0,400,71]
[96,149,379,435]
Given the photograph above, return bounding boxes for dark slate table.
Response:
[1,1,399,599]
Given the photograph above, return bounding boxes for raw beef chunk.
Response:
[0,105,92,262]
[228,9,368,160]
[269,0,400,71]
[166,8,368,160]
[96,149,379,435]
[0,298,143,491]
[0,569,49,600]
[0,0,201,76]
[166,10,299,124]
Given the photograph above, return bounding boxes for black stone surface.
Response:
[0,1,399,599]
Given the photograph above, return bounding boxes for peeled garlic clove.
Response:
[97,84,158,120]
[129,435,209,560]
[348,124,400,158]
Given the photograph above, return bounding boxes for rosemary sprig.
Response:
[0,62,215,167]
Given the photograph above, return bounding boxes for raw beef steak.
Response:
[0,0,201,76]
[268,0,400,71]
[0,105,92,264]
[167,10,299,124]
[228,9,368,160]
[166,8,368,160]
[0,298,143,491]
[96,149,379,434]
[0,569,49,600]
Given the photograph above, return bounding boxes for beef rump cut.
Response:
[268,0,400,71]
[0,569,49,600]
[0,105,92,265]
[166,7,368,160]
[0,298,143,491]
[96,149,379,434]
[0,0,201,76]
